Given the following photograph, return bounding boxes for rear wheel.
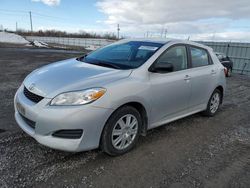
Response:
[101,106,142,156]
[202,89,221,117]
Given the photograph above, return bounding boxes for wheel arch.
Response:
[215,85,224,104]
[121,102,148,136]
[101,101,149,142]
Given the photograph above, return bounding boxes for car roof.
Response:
[120,38,172,44]
[119,38,212,50]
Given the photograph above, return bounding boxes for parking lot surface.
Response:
[0,46,250,188]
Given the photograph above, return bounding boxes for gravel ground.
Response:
[0,46,250,188]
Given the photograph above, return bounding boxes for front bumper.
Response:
[14,85,114,152]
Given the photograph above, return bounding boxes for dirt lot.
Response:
[0,46,250,188]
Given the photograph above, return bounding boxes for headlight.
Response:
[50,88,106,106]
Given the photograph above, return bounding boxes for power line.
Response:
[0,9,27,13]
[0,8,71,31]
[0,9,68,20]
[32,12,66,20]
[0,8,108,32]
[0,11,29,17]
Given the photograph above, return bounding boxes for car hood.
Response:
[23,58,132,98]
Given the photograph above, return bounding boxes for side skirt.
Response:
[148,104,206,130]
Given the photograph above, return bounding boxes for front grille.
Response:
[19,113,36,129]
[23,87,44,103]
[52,129,83,139]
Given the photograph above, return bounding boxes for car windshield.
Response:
[79,41,164,69]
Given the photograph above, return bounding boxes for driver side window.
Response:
[156,45,188,72]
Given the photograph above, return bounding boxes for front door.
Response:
[149,45,192,127]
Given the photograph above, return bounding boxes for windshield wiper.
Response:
[92,61,120,69]
[77,56,121,69]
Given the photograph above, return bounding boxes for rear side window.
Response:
[190,47,209,68]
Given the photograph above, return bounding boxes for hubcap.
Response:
[111,114,138,150]
[210,93,220,113]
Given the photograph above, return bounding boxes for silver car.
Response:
[14,39,226,155]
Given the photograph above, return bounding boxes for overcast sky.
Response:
[1,0,250,41]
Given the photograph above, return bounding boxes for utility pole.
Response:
[117,24,120,39]
[16,22,18,32]
[29,11,33,32]
[164,29,167,38]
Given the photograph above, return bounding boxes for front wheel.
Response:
[101,106,142,156]
[202,89,222,117]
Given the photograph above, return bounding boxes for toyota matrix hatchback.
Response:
[14,39,226,155]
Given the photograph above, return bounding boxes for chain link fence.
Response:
[25,36,114,50]
[199,41,250,75]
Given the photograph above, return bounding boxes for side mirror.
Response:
[76,54,87,61]
[149,62,174,73]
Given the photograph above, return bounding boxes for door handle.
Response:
[184,75,191,80]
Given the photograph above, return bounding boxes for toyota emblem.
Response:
[29,83,35,91]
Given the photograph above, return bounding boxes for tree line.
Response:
[11,29,118,40]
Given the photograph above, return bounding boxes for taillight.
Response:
[224,67,228,76]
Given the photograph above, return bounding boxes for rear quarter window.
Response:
[190,47,210,68]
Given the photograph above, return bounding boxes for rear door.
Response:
[187,46,217,109]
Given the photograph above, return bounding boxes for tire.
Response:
[202,89,222,117]
[226,68,232,77]
[101,106,142,156]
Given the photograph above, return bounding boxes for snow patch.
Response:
[85,45,100,51]
[0,32,29,44]
[31,40,49,48]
